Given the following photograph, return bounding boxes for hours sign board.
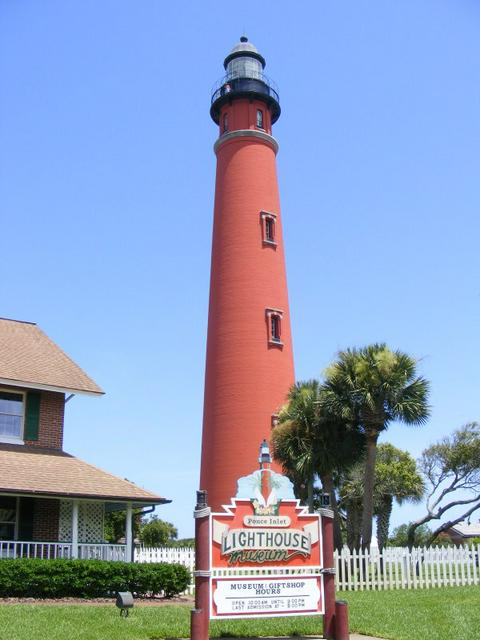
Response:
[209,467,324,619]
[212,577,322,617]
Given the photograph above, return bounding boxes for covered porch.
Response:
[0,495,139,562]
[0,444,170,561]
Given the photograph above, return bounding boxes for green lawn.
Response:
[0,586,478,640]
[341,586,480,640]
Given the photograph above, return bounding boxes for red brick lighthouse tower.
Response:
[200,37,295,511]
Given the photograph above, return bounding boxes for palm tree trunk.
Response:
[307,475,314,513]
[346,502,361,551]
[361,432,379,550]
[320,472,343,550]
[376,496,393,552]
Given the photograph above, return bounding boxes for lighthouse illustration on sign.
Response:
[210,441,324,618]
[200,37,295,511]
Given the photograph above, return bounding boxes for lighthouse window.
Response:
[260,211,277,246]
[265,217,274,242]
[271,315,280,341]
[266,308,283,347]
[227,57,262,81]
[256,109,264,129]
[223,113,228,133]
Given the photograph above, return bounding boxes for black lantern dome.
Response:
[210,36,280,125]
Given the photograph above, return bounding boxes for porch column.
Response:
[71,500,79,559]
[125,503,133,562]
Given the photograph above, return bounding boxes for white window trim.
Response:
[256,108,265,130]
[265,308,284,347]
[260,211,278,246]
[0,388,25,445]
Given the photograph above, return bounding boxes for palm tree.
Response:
[271,380,364,549]
[322,344,430,550]
[271,380,321,513]
[339,462,365,551]
[270,421,309,505]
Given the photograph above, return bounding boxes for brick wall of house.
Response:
[25,391,65,450]
[32,498,60,541]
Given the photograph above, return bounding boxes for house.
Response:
[444,520,480,546]
[0,317,169,561]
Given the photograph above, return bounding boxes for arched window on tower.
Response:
[256,109,264,129]
[223,112,229,133]
[266,308,283,347]
[265,217,274,242]
[271,315,280,341]
[260,211,277,246]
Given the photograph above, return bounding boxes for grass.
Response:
[0,586,478,640]
[341,585,480,640]
[0,604,323,640]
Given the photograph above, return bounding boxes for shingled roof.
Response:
[0,444,169,504]
[450,521,480,537]
[0,318,103,395]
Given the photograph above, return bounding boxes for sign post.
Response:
[190,443,347,639]
[191,491,211,640]
[320,507,336,639]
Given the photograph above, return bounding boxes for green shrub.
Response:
[0,559,190,598]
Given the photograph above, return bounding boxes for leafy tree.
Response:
[168,538,195,548]
[389,523,433,547]
[407,423,480,548]
[340,445,424,551]
[374,444,424,550]
[322,344,430,549]
[104,508,143,543]
[139,516,178,547]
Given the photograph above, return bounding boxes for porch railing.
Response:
[0,541,127,561]
[78,544,127,561]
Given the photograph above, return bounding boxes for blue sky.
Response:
[1,1,479,538]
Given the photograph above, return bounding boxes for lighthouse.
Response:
[200,37,295,511]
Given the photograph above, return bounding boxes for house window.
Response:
[256,109,264,129]
[0,390,24,441]
[223,112,228,133]
[260,211,277,246]
[0,496,17,540]
[266,308,284,346]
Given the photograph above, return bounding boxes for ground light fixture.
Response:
[116,591,134,617]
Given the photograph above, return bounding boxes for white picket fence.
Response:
[135,544,480,593]
[135,546,196,594]
[334,545,480,590]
